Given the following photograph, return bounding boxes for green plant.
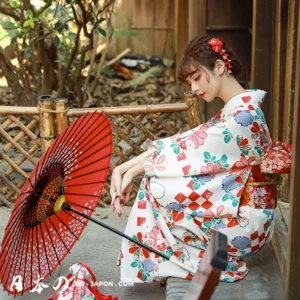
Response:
[0,0,115,106]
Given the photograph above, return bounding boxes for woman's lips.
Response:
[198,92,205,98]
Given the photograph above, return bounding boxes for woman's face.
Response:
[186,65,222,102]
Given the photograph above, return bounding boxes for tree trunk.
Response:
[0,48,28,105]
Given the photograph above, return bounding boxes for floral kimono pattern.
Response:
[117,89,276,283]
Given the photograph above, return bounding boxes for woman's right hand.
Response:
[110,166,124,206]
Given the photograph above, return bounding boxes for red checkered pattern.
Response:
[174,186,213,212]
[250,221,270,252]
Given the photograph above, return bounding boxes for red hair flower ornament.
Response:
[209,38,233,75]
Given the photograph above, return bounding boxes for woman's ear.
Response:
[214,59,226,75]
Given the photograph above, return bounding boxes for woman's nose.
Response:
[191,82,198,93]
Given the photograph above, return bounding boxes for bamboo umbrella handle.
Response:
[169,256,196,274]
[61,202,197,275]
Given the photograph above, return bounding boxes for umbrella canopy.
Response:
[0,112,112,295]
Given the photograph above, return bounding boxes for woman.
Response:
[110,36,279,283]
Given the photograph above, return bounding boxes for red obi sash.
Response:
[240,141,292,209]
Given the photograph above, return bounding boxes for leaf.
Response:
[54,35,60,48]
[232,199,239,207]
[204,152,211,160]
[2,21,17,30]
[98,27,106,37]
[11,0,21,8]
[193,183,201,190]
[24,20,34,29]
[131,261,138,268]
[173,146,180,155]
[26,10,33,19]
[203,221,212,228]
[222,194,230,201]
[224,135,231,143]
[95,18,106,25]
[138,192,145,200]
[142,273,147,281]
[221,154,227,163]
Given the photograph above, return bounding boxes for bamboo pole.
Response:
[0,106,39,115]
[184,91,202,128]
[67,103,188,117]
[0,174,20,194]
[38,95,56,153]
[55,98,69,135]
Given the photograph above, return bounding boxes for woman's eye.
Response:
[195,76,200,81]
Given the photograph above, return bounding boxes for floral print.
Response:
[118,90,285,284]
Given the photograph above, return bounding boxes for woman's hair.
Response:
[176,36,243,82]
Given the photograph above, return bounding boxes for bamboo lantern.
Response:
[184,91,202,128]
[38,95,56,153]
[55,98,69,135]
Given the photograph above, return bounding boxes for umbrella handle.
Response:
[62,202,196,275]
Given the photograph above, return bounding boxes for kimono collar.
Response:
[221,89,267,118]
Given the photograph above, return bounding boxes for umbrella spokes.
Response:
[24,165,65,228]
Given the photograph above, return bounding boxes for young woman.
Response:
[110,36,280,283]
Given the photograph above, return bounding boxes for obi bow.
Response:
[260,140,292,174]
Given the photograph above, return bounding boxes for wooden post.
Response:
[251,0,274,124]
[38,95,56,153]
[174,0,189,68]
[184,92,202,128]
[55,98,69,135]
[285,2,300,299]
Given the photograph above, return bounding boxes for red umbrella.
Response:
[0,111,201,297]
[0,112,112,295]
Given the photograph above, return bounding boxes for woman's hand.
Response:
[113,180,134,216]
[110,148,155,216]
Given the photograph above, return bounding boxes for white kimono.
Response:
[117,89,275,283]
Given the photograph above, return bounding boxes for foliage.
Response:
[0,0,115,106]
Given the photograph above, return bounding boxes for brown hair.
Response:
[176,36,243,82]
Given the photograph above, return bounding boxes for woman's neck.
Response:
[218,76,246,104]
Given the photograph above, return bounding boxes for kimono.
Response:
[117,89,278,283]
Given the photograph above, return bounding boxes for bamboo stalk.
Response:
[0,174,20,194]
[67,103,188,117]
[124,114,157,140]
[0,118,12,130]
[0,106,39,115]
[0,126,37,166]
[184,92,202,128]
[38,95,56,153]
[55,98,69,135]
[0,152,28,179]
[110,122,144,154]
[5,144,40,176]
[5,179,24,200]
[6,117,40,148]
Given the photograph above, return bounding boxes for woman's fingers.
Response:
[110,168,124,200]
[113,197,124,217]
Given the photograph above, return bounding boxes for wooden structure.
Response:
[112,0,175,59]
[173,0,300,299]
[0,95,201,207]
[184,231,227,300]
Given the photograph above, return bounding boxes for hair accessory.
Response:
[208,38,233,75]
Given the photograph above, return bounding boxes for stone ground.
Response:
[0,206,284,300]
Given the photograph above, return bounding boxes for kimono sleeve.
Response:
[143,107,270,178]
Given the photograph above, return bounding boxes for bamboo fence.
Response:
[0,93,201,207]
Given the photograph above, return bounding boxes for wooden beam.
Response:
[285,2,300,298]
[283,0,299,145]
[174,0,189,68]
[251,0,274,124]
[270,0,288,141]
[188,0,199,40]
